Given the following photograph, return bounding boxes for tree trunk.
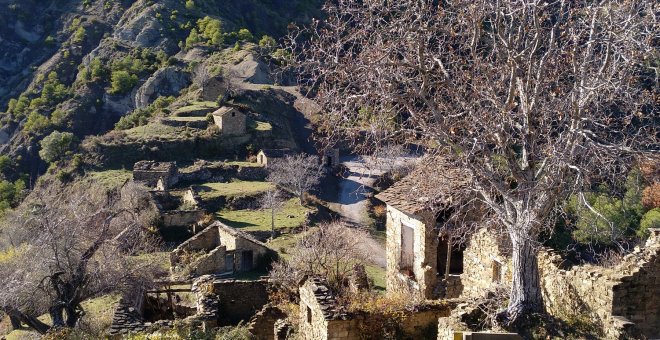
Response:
[504,232,543,324]
[2,307,51,334]
[65,305,80,328]
[271,207,276,240]
[9,314,21,330]
[49,304,65,328]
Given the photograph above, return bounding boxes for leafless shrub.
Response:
[0,182,161,333]
[267,154,325,205]
[269,222,373,296]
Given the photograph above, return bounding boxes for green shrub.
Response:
[185,0,195,10]
[109,70,138,95]
[39,131,76,163]
[259,35,277,51]
[237,28,253,42]
[639,208,660,238]
[23,111,51,134]
[185,28,201,49]
[72,26,86,44]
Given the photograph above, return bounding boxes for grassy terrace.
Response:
[168,116,208,122]
[124,122,188,140]
[250,120,273,132]
[86,169,132,189]
[173,101,218,116]
[196,180,273,200]
[217,198,312,232]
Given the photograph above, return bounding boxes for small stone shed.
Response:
[150,188,205,230]
[256,148,295,167]
[170,221,276,276]
[298,277,452,340]
[321,148,340,169]
[133,160,179,189]
[375,158,472,299]
[212,106,246,135]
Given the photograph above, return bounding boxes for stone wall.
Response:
[299,278,359,340]
[133,160,179,188]
[385,205,438,299]
[539,228,660,339]
[459,228,511,300]
[171,224,220,265]
[161,210,205,228]
[210,279,270,326]
[247,304,286,339]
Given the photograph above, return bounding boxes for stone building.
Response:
[133,160,179,189]
[256,148,295,167]
[375,158,471,299]
[212,106,247,135]
[170,221,276,277]
[298,277,452,340]
[150,188,205,232]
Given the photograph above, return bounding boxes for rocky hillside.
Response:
[0,0,322,187]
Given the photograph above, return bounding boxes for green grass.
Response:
[249,120,273,132]
[3,294,121,339]
[168,116,208,122]
[196,180,273,200]
[217,198,313,232]
[86,169,132,189]
[173,101,219,116]
[124,122,188,140]
[225,161,263,168]
[365,264,387,291]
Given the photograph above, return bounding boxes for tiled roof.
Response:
[375,157,471,215]
[212,106,242,116]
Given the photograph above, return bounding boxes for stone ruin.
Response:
[109,276,272,337]
[256,148,295,167]
[133,160,179,189]
[297,277,452,340]
[170,221,277,278]
[150,187,206,232]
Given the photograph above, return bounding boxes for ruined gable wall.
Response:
[170,225,220,265]
[539,229,660,339]
[385,205,438,299]
[459,228,512,299]
[190,246,227,276]
[211,279,270,326]
[298,279,360,340]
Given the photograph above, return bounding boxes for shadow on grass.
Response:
[216,216,259,228]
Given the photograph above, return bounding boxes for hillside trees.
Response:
[39,131,76,164]
[289,0,657,324]
[0,182,160,333]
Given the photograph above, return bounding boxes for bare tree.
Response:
[287,0,657,324]
[267,153,325,205]
[0,181,161,333]
[270,221,373,294]
[260,188,285,240]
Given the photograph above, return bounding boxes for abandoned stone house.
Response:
[133,160,179,189]
[256,148,295,167]
[376,158,660,338]
[321,148,340,169]
[212,106,247,136]
[375,159,473,299]
[170,221,276,277]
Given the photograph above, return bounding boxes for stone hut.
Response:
[375,158,471,299]
[256,148,295,167]
[133,160,179,189]
[212,106,246,135]
[170,221,276,276]
[298,278,359,340]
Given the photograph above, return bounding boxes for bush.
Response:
[39,131,76,163]
[237,28,253,42]
[185,0,195,10]
[23,111,51,134]
[639,208,660,238]
[258,35,277,51]
[109,70,138,95]
[72,26,86,44]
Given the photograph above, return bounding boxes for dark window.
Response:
[437,237,465,276]
[492,260,502,283]
[307,306,312,323]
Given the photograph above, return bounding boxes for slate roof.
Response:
[375,157,471,215]
[212,106,244,117]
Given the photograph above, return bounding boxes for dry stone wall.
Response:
[459,228,512,299]
[539,228,660,339]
